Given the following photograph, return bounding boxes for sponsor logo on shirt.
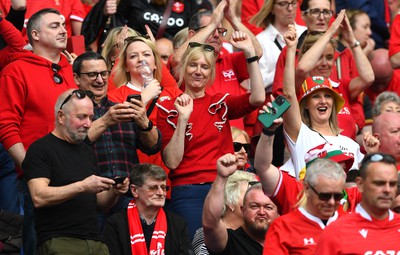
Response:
[159,96,171,102]
[303,237,315,245]
[143,12,185,27]
[359,229,368,238]
[172,2,185,13]
[364,251,400,255]
[222,69,237,81]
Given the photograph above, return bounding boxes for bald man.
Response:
[373,112,400,167]
[155,38,174,65]
[366,49,400,103]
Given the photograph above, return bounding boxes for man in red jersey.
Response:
[314,153,400,254]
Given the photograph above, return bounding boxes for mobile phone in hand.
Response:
[113,176,126,185]
[258,95,291,128]
[127,94,141,103]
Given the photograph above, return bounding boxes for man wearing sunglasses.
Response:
[22,89,129,254]
[315,153,400,254]
[0,8,78,254]
[103,163,192,255]
[72,51,161,228]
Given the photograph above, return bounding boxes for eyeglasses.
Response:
[274,0,297,9]
[233,142,251,152]
[193,26,228,37]
[78,70,111,81]
[188,42,215,52]
[304,8,333,18]
[59,89,95,110]
[52,63,63,84]
[124,34,151,45]
[141,185,169,193]
[309,184,344,202]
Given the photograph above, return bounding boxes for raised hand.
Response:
[175,94,193,121]
[229,31,254,56]
[141,79,162,105]
[283,24,297,48]
[216,153,238,178]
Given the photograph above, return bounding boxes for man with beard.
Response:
[203,153,279,255]
[22,89,129,254]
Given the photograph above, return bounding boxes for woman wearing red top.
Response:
[156,31,265,239]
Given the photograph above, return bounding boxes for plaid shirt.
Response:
[91,97,161,178]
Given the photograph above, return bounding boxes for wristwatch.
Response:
[139,120,153,132]
[351,40,361,48]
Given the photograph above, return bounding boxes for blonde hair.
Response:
[231,126,250,142]
[101,26,140,70]
[113,37,163,88]
[176,46,216,88]
[249,0,275,29]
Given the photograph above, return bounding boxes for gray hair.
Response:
[304,158,346,187]
[372,91,400,117]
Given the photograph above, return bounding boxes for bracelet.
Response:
[262,128,275,136]
[139,120,153,132]
[246,56,258,63]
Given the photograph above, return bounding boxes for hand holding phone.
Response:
[127,94,141,103]
[113,176,126,185]
[258,95,290,128]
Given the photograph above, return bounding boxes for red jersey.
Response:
[314,204,400,255]
[264,207,341,255]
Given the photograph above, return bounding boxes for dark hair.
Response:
[300,0,332,11]
[188,10,212,31]
[73,51,106,74]
[27,8,61,45]
[129,164,167,187]
[359,153,397,179]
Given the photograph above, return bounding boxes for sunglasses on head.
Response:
[309,184,344,202]
[52,63,63,84]
[59,89,95,110]
[233,142,251,152]
[187,42,215,53]
[124,34,151,45]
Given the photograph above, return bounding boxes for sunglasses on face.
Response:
[309,184,344,202]
[192,26,228,37]
[233,142,251,152]
[59,89,95,110]
[52,63,63,84]
[78,70,111,81]
[187,42,215,52]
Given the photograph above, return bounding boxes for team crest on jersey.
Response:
[159,96,172,102]
[222,69,237,81]
[172,2,184,13]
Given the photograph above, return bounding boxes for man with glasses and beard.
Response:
[0,8,78,254]
[314,153,400,254]
[22,89,129,254]
[202,154,279,255]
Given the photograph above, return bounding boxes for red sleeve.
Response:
[240,0,264,35]
[0,18,25,70]
[70,0,86,22]
[226,93,258,120]
[156,101,176,151]
[272,47,288,97]
[271,171,303,215]
[389,14,400,58]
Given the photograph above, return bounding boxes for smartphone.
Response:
[258,95,291,128]
[127,94,141,103]
[113,176,126,185]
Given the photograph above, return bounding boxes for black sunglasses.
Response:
[309,185,344,202]
[193,26,228,37]
[52,63,63,84]
[124,35,151,45]
[188,42,215,52]
[233,142,251,152]
[78,70,111,81]
[59,89,95,110]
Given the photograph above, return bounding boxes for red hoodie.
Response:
[0,50,77,174]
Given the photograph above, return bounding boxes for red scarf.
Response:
[127,200,167,255]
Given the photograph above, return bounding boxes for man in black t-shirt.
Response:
[23,89,129,255]
[203,154,279,255]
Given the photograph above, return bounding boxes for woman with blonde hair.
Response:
[156,31,265,239]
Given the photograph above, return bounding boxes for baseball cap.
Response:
[299,76,345,113]
[305,143,354,173]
